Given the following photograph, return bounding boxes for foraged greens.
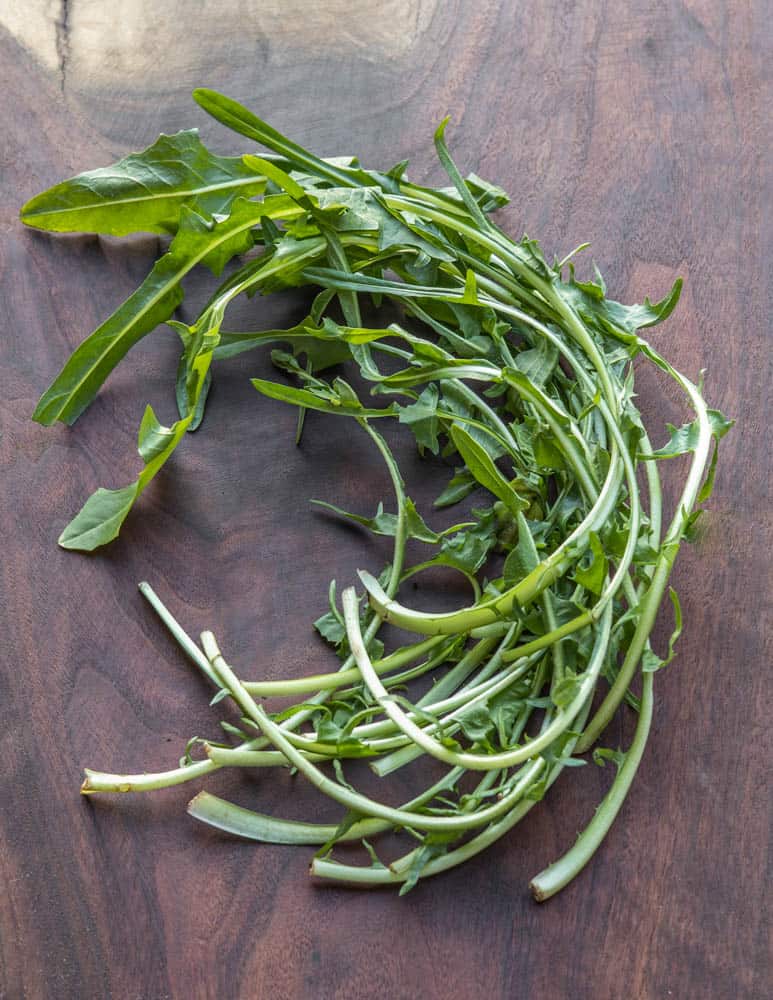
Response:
[22,90,731,898]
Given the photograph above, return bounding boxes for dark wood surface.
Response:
[1,2,770,997]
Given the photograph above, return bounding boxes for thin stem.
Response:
[204,630,544,832]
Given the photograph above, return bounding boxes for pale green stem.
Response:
[530,671,654,900]
[203,630,544,833]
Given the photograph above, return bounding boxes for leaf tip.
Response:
[434,116,451,143]
[191,87,215,106]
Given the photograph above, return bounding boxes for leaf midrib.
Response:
[23,176,262,222]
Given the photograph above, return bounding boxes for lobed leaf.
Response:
[33,201,263,426]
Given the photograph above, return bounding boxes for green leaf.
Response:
[251,378,397,418]
[440,383,505,460]
[531,428,567,471]
[551,672,582,710]
[697,440,720,503]
[434,467,477,508]
[312,497,438,544]
[137,404,178,462]
[57,483,139,551]
[314,611,346,647]
[503,512,540,584]
[461,269,479,304]
[463,172,510,212]
[58,403,192,550]
[175,346,211,430]
[243,154,310,205]
[449,424,527,515]
[33,202,263,426]
[193,88,363,188]
[514,339,559,388]
[58,307,219,551]
[20,130,265,236]
[361,839,387,869]
[573,531,608,595]
[592,747,627,769]
[314,187,456,263]
[457,707,496,748]
[433,117,492,232]
[439,507,498,573]
[646,408,734,460]
[642,588,682,672]
[398,385,441,454]
[561,274,683,335]
[215,317,352,371]
[315,187,384,230]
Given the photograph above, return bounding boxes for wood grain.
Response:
[1,2,770,997]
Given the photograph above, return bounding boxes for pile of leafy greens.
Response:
[22,90,731,898]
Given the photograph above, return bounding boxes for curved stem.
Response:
[530,671,654,901]
[577,374,712,751]
[204,629,544,832]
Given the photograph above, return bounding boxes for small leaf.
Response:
[461,269,479,304]
[361,839,387,869]
[573,531,608,595]
[175,351,212,430]
[314,611,346,646]
[57,320,216,550]
[592,747,627,769]
[398,385,441,454]
[642,588,682,672]
[312,497,438,544]
[434,467,477,508]
[439,507,498,573]
[551,673,582,710]
[251,378,397,418]
[503,512,540,584]
[457,707,495,747]
[645,408,734,460]
[449,424,527,515]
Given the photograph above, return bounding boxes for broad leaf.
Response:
[21,130,265,235]
[58,405,190,550]
[439,507,498,573]
[560,272,684,334]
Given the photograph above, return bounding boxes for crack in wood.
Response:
[54,0,70,93]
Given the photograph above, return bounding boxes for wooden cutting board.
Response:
[0,3,769,997]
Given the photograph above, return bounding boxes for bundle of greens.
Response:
[22,90,731,897]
